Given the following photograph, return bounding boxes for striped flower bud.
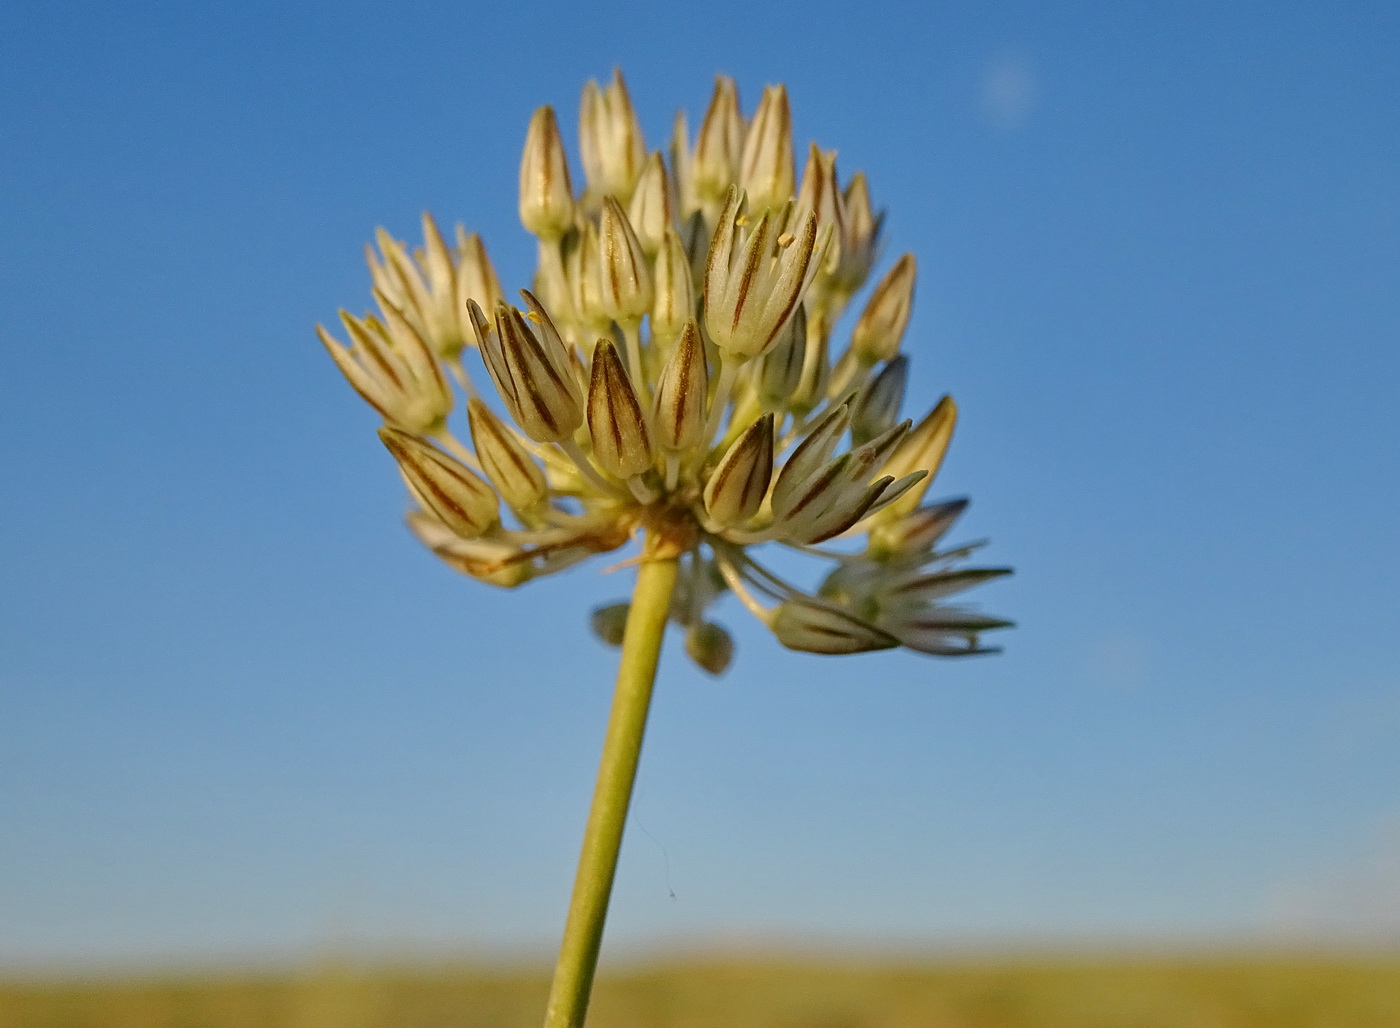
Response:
[758,304,806,410]
[703,412,774,527]
[773,421,914,544]
[771,399,853,514]
[467,398,547,513]
[685,621,734,675]
[770,597,898,655]
[627,152,675,258]
[868,498,969,560]
[794,144,846,274]
[519,106,575,239]
[580,69,646,203]
[651,227,696,347]
[693,75,743,202]
[739,84,795,215]
[318,307,453,435]
[454,227,504,343]
[597,197,653,324]
[378,427,499,539]
[837,172,884,292]
[851,254,916,364]
[652,319,709,452]
[851,355,909,445]
[704,188,818,361]
[878,395,956,517]
[586,339,654,478]
[476,296,583,444]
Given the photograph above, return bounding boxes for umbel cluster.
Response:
[318,72,1011,674]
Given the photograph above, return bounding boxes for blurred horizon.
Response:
[2,0,1398,975]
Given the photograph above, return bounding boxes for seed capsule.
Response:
[685,621,735,675]
[579,69,646,203]
[878,395,956,517]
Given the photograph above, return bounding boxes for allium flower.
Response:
[318,72,1011,672]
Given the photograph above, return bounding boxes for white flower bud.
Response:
[597,197,653,324]
[878,395,956,517]
[851,254,916,364]
[379,427,499,539]
[590,602,631,646]
[694,75,743,202]
[454,227,504,345]
[519,106,575,239]
[867,498,969,560]
[651,227,696,347]
[627,152,674,258]
[703,412,774,527]
[837,172,884,292]
[739,84,795,215]
[467,398,547,513]
[580,69,646,203]
[652,319,709,452]
[586,339,654,479]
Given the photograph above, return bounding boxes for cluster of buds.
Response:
[319,72,1010,674]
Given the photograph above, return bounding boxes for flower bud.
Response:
[597,197,653,324]
[477,296,584,443]
[378,427,499,539]
[851,355,908,445]
[318,306,453,435]
[758,304,806,411]
[837,172,884,292]
[867,498,969,560]
[694,75,743,202]
[651,228,696,346]
[703,412,774,527]
[580,69,646,203]
[467,398,548,513]
[879,395,956,517]
[794,144,845,274]
[704,188,817,361]
[590,602,631,647]
[851,254,916,364]
[652,319,709,452]
[686,621,734,675]
[586,339,654,478]
[770,596,897,655]
[418,212,466,357]
[454,227,504,343]
[771,399,852,514]
[880,567,1014,609]
[875,607,1012,656]
[739,84,795,215]
[627,152,674,258]
[519,106,575,239]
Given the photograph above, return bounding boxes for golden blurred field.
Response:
[2,955,1398,1028]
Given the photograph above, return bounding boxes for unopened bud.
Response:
[454,227,504,343]
[378,427,499,539]
[566,220,608,334]
[652,320,709,452]
[879,395,956,517]
[703,412,774,526]
[467,398,547,513]
[519,106,575,238]
[838,172,884,291]
[770,596,898,655]
[771,399,852,514]
[580,69,646,202]
[694,75,743,201]
[739,84,795,215]
[597,197,653,324]
[794,144,845,274]
[686,621,735,675]
[586,339,654,479]
[851,254,916,364]
[651,228,696,346]
[868,498,970,560]
[319,306,453,435]
[627,152,674,258]
[759,304,806,410]
[590,602,631,647]
[478,296,584,443]
[851,355,908,445]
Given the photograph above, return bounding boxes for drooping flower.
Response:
[318,72,1011,672]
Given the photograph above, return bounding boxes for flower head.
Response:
[318,72,1011,672]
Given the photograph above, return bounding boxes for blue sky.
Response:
[2,0,1398,968]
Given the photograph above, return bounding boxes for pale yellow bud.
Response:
[580,69,646,203]
[597,197,653,324]
[852,254,916,364]
[519,106,575,239]
[626,152,674,258]
[467,398,547,513]
[586,339,654,479]
[739,84,795,215]
[652,319,709,452]
[651,227,696,346]
[378,427,499,540]
[703,412,774,527]
[878,395,956,517]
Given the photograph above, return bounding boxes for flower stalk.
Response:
[543,539,680,1028]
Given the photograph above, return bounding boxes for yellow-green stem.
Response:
[542,541,680,1028]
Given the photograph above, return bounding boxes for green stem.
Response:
[543,540,680,1028]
